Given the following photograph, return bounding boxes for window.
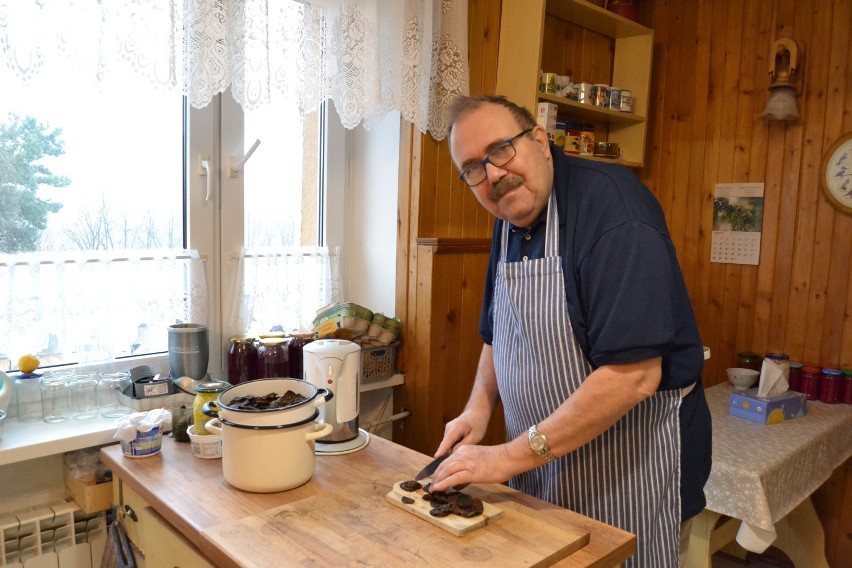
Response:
[0,65,334,377]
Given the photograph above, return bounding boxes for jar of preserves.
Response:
[799,366,822,401]
[819,368,842,404]
[736,352,762,373]
[287,333,315,380]
[256,337,289,379]
[788,362,803,392]
[842,369,852,405]
[564,122,583,154]
[193,380,229,436]
[227,335,257,385]
[764,352,790,380]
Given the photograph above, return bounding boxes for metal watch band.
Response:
[528,425,557,463]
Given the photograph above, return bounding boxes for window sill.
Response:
[0,415,119,467]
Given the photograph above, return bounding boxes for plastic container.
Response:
[361,342,399,382]
[819,369,842,404]
[120,426,163,458]
[188,424,222,459]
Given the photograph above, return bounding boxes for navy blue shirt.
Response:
[480,148,711,521]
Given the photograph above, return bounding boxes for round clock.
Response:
[821,132,852,214]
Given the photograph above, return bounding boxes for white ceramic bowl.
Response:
[727,368,759,390]
[188,425,222,459]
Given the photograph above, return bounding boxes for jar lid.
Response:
[736,351,760,359]
[259,331,286,339]
[195,380,229,393]
[801,366,822,374]
[821,368,841,376]
[765,352,789,360]
[842,369,852,376]
[229,335,255,344]
[259,337,287,346]
[789,362,804,369]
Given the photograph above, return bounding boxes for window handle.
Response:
[199,156,213,201]
[228,139,261,178]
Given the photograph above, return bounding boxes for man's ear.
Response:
[531,125,552,160]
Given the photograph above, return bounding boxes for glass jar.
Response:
[736,352,762,373]
[788,362,803,392]
[256,337,289,379]
[41,371,73,423]
[799,366,822,401]
[14,372,43,422]
[193,380,229,436]
[227,335,257,385]
[287,333,315,380]
[764,352,790,381]
[819,368,842,404]
[842,369,852,405]
[564,122,583,154]
[70,372,99,420]
[171,403,192,442]
[98,371,132,418]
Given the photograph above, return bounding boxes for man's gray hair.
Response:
[447,95,537,139]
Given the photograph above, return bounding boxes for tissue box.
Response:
[729,389,807,424]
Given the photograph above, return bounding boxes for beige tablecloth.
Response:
[704,383,852,546]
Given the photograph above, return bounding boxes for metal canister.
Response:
[619,89,633,112]
[591,84,609,106]
[539,72,557,94]
[607,88,622,110]
[193,380,229,436]
[227,335,256,385]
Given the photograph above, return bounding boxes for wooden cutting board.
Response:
[385,480,503,536]
[201,481,590,567]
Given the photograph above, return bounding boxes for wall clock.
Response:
[821,132,852,214]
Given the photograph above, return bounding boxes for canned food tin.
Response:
[540,72,557,94]
[607,88,622,110]
[577,82,594,104]
[619,89,633,112]
[591,84,609,107]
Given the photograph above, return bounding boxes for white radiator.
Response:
[0,501,105,568]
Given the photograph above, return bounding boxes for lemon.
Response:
[18,354,40,374]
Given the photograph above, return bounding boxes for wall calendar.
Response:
[711,182,765,265]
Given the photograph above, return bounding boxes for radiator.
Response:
[0,500,105,568]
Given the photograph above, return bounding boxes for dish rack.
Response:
[0,500,106,568]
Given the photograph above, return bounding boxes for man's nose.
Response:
[483,161,507,183]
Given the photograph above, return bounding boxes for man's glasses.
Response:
[458,128,534,187]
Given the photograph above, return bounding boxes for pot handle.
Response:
[305,421,333,442]
[312,388,334,408]
[204,418,223,436]
[202,401,220,417]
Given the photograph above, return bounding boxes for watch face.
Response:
[822,134,852,214]
[530,433,545,451]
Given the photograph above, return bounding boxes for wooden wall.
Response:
[393,0,850,562]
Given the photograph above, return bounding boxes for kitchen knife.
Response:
[414,453,449,481]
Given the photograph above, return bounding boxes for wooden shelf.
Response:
[496,0,654,167]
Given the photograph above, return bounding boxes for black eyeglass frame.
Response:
[458,127,534,187]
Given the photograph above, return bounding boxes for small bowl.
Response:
[727,368,759,390]
[188,425,222,459]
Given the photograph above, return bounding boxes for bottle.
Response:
[14,372,43,422]
[227,336,257,385]
[193,381,229,436]
[819,369,842,404]
[788,362,803,392]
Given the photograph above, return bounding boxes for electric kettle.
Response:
[302,339,361,444]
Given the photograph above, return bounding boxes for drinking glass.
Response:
[98,371,132,418]
[70,372,99,420]
[41,371,73,423]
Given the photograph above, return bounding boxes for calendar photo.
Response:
[711,182,765,265]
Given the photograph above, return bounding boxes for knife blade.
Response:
[414,453,450,481]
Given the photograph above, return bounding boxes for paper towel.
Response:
[757,358,789,397]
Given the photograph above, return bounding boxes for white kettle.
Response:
[0,370,13,414]
[302,339,361,444]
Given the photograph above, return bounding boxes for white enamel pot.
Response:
[202,378,332,427]
[205,413,332,493]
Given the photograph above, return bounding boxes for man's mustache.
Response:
[490,176,523,201]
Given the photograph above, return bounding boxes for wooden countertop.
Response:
[101,436,634,567]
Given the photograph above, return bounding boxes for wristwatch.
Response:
[528,425,557,463]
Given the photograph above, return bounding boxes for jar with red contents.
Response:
[799,366,822,401]
[256,337,289,379]
[819,368,842,404]
[287,333,315,380]
[788,362,803,392]
[736,352,762,373]
[842,369,852,404]
[227,335,257,385]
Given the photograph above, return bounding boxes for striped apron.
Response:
[492,192,683,567]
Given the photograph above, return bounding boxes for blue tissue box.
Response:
[729,389,807,424]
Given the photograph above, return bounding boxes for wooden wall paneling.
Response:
[418,135,439,238]
[412,245,438,453]
[437,251,463,452]
[436,143,457,238]
[638,0,666,196]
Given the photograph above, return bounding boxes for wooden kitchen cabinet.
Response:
[496,0,654,167]
[113,478,214,568]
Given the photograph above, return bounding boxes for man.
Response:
[428,95,711,568]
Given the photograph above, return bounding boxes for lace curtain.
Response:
[227,247,341,339]
[0,0,469,139]
[0,251,208,369]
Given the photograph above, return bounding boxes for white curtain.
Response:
[0,251,208,368]
[227,247,341,339]
[0,0,469,139]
